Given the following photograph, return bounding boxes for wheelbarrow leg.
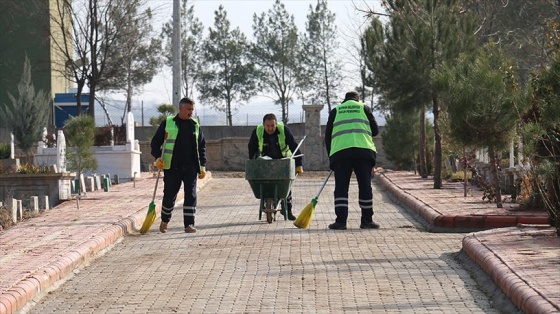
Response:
[259,184,264,220]
[281,198,288,220]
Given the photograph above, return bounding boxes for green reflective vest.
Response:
[329,100,376,156]
[256,122,291,157]
[162,116,200,170]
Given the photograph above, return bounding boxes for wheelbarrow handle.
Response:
[291,135,307,159]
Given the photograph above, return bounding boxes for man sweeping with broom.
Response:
[151,97,207,233]
[324,91,380,230]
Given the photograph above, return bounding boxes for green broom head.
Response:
[293,197,318,229]
[139,202,157,234]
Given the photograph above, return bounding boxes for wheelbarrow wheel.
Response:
[265,199,274,224]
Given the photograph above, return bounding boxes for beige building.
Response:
[0,0,72,128]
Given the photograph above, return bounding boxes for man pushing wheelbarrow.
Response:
[246,113,304,222]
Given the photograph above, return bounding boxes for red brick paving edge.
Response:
[375,172,549,230]
[462,234,559,313]
[0,173,212,314]
[0,212,146,314]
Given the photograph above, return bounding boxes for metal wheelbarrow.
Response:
[245,158,296,223]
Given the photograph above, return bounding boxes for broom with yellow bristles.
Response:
[140,134,167,234]
[293,170,333,229]
[139,168,161,234]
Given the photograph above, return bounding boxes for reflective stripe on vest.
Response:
[256,122,291,157]
[329,100,376,156]
[162,116,200,170]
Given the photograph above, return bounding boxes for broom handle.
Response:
[315,170,333,199]
[152,133,168,203]
[151,169,161,202]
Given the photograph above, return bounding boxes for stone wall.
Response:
[4,121,389,173]
[0,173,74,208]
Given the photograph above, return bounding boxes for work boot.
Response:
[360,221,380,229]
[287,210,296,221]
[184,225,197,233]
[328,222,347,230]
[159,221,168,233]
[281,204,297,221]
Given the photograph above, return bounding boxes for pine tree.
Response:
[301,0,341,111]
[198,5,257,126]
[251,0,300,123]
[362,0,478,188]
[434,42,523,208]
[1,56,51,162]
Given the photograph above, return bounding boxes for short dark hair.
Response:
[179,97,195,106]
[263,113,277,124]
[344,91,360,102]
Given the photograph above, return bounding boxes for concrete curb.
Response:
[0,220,133,314]
[375,172,549,231]
[462,232,559,314]
[0,172,212,314]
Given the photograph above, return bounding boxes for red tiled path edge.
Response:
[0,172,212,314]
[375,170,549,230]
[463,227,560,313]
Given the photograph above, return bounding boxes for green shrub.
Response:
[16,163,50,174]
[448,171,472,182]
[0,144,10,159]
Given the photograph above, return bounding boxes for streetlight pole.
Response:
[172,0,182,109]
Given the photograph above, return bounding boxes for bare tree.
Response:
[49,0,146,118]
[100,0,162,116]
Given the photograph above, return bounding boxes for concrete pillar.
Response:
[302,104,327,171]
[94,175,102,190]
[11,199,17,223]
[17,200,22,220]
[30,196,39,214]
[10,132,15,159]
[59,179,71,201]
[42,196,50,210]
[126,111,135,147]
[86,176,95,192]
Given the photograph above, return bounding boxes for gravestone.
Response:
[56,130,66,172]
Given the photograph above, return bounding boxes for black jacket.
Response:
[151,115,207,171]
[248,125,303,167]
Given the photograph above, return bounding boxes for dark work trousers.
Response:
[332,158,374,224]
[161,167,198,227]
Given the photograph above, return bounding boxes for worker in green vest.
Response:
[248,113,303,220]
[325,91,379,230]
[151,97,207,234]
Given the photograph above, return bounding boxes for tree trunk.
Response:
[75,82,86,115]
[419,109,428,178]
[463,145,467,197]
[490,147,502,208]
[433,94,442,189]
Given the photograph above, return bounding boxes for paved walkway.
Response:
[0,171,558,313]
